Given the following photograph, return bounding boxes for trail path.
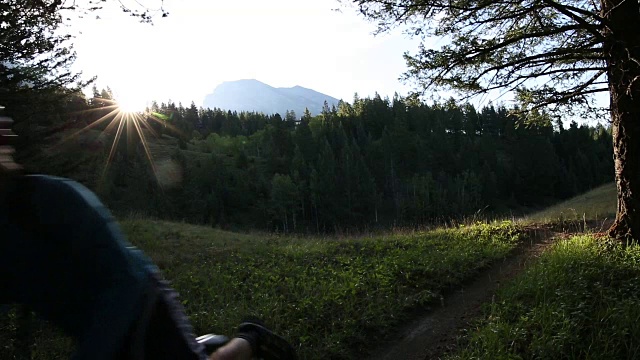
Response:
[368,226,556,360]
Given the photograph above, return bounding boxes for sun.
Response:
[116,94,149,114]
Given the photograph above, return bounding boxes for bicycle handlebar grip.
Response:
[195,334,230,356]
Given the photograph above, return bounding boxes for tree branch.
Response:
[463,25,585,63]
[542,0,605,41]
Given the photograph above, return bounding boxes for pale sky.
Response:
[66,0,608,122]
[68,0,423,110]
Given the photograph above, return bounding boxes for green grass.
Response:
[0,219,523,359]
[523,183,616,224]
[451,234,640,360]
[121,219,522,359]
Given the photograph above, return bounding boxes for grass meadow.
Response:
[523,182,616,225]
[451,235,640,359]
[1,220,522,359]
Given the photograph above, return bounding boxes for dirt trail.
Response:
[367,226,556,360]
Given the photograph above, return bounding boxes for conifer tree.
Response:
[349,0,639,240]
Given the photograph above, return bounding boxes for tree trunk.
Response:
[604,0,640,240]
[290,205,296,231]
[375,201,378,223]
[284,211,288,234]
[314,202,320,234]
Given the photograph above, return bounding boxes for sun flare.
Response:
[58,87,188,195]
[116,96,148,114]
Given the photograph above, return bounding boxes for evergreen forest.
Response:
[22,89,613,233]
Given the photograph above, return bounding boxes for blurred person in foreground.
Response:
[0,112,294,360]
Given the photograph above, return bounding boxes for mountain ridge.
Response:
[202,79,340,116]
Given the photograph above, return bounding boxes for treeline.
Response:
[79,92,611,233]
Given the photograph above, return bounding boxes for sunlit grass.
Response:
[119,219,522,359]
[450,235,640,359]
[522,183,616,224]
[1,219,524,359]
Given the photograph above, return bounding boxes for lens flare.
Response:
[55,95,186,191]
[117,96,148,114]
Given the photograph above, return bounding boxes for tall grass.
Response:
[523,183,616,224]
[1,220,522,359]
[120,219,522,359]
[451,235,640,359]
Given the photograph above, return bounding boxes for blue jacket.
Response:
[0,175,156,359]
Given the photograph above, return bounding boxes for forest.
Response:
[20,88,613,233]
[1,0,625,236]
[5,2,640,359]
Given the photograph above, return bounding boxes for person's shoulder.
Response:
[21,174,113,222]
[25,174,100,202]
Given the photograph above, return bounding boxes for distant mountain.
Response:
[202,79,340,117]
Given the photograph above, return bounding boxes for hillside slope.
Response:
[523,182,615,223]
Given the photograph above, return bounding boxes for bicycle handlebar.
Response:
[196,333,230,355]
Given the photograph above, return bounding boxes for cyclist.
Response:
[0,115,293,360]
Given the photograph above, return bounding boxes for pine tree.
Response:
[350,0,639,240]
[270,174,298,232]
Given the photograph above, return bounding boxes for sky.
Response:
[67,0,425,111]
